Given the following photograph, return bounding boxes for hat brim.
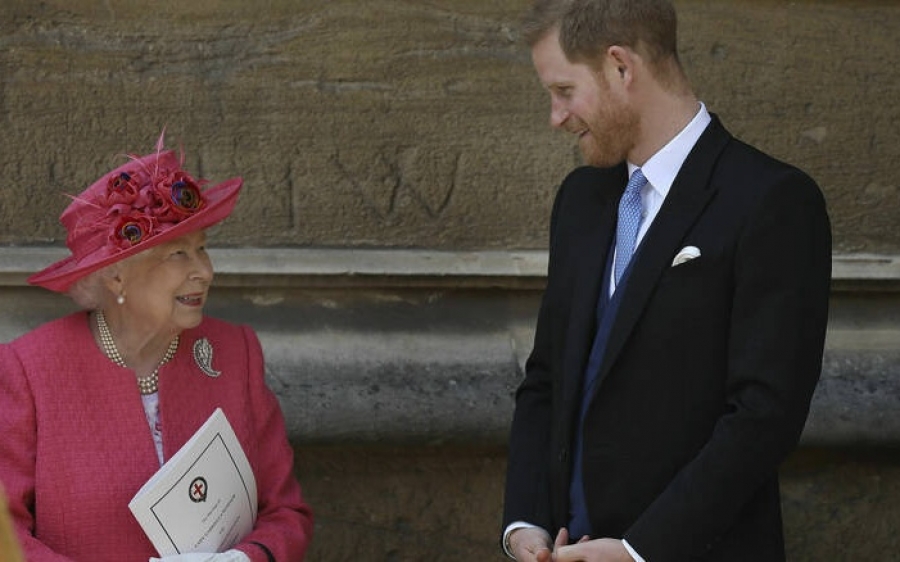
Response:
[28,177,243,293]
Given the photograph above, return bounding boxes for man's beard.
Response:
[578,101,639,168]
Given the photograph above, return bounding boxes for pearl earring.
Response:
[117,293,125,305]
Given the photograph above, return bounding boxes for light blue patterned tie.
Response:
[614,168,647,285]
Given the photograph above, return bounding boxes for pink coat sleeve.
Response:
[231,326,314,562]
[0,344,75,562]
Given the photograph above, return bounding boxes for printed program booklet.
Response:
[129,408,258,556]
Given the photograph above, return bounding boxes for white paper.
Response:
[129,408,258,556]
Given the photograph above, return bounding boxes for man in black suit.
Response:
[501,1,831,561]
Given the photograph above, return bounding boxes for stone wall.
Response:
[2,1,900,561]
[1,0,898,252]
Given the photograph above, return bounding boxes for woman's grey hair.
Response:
[67,244,159,310]
[67,264,117,310]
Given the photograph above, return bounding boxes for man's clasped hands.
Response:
[509,527,635,562]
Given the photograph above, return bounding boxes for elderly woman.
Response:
[0,136,313,561]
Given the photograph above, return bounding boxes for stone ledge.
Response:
[0,248,898,447]
[0,247,548,289]
[259,327,900,448]
[1,247,899,289]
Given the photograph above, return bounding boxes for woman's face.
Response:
[117,230,213,337]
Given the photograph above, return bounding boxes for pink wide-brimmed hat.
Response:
[28,134,243,293]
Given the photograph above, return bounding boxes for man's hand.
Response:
[508,527,553,562]
[552,538,634,562]
[551,527,590,550]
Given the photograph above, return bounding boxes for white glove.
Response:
[150,549,251,562]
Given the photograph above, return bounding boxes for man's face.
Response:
[531,29,638,167]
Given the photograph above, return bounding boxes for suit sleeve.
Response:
[502,181,568,533]
[232,327,314,562]
[0,345,76,562]
[624,169,831,559]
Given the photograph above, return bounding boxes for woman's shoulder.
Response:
[7,312,88,351]
[2,313,93,380]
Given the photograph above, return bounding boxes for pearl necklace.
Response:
[95,310,179,395]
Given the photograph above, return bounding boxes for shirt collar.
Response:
[627,102,712,198]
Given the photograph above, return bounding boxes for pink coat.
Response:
[0,313,313,562]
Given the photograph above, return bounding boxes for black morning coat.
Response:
[503,116,832,561]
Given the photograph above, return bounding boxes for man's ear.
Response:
[605,45,636,85]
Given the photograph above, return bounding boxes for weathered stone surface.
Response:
[296,445,509,562]
[292,445,900,562]
[2,249,900,448]
[1,1,898,252]
[2,252,900,448]
[781,448,900,561]
[0,0,564,250]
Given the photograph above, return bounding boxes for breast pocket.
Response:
[649,247,733,325]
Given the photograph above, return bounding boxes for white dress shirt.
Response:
[610,103,712,296]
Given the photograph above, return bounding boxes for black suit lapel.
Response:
[591,117,733,396]
[559,166,626,413]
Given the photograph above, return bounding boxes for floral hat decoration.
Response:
[28,132,243,293]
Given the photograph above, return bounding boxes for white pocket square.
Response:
[671,245,701,266]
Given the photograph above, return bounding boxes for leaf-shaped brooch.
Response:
[193,337,221,378]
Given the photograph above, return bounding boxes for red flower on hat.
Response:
[107,171,142,206]
[110,211,155,249]
[149,170,206,223]
[104,162,207,246]
[105,169,154,215]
